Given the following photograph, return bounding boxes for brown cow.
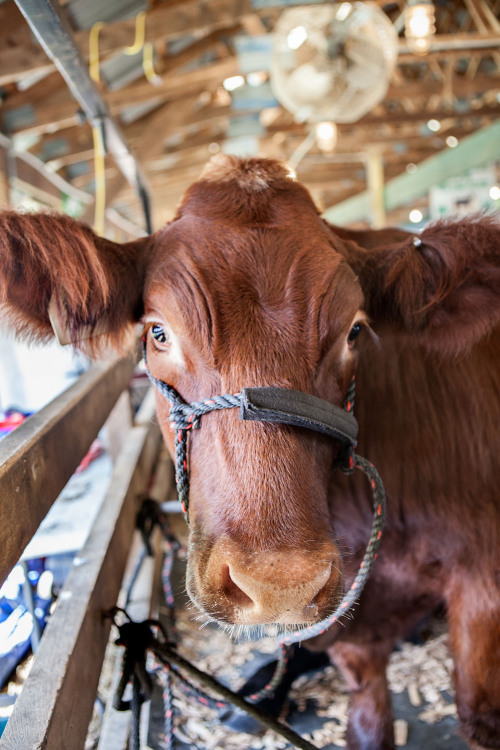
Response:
[0,155,499,749]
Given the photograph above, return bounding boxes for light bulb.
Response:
[404,2,436,55]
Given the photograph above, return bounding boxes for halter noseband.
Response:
[142,339,386,645]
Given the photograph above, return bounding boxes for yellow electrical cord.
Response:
[87,11,161,234]
[89,21,106,234]
[124,10,146,55]
[89,21,105,83]
[125,11,162,85]
[142,41,162,86]
[91,125,106,236]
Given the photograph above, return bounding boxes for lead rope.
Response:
[243,452,385,704]
[110,452,384,749]
[141,340,386,742]
[110,606,320,750]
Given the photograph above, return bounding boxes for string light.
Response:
[223,75,245,92]
[427,118,441,132]
[315,122,337,152]
[404,1,436,55]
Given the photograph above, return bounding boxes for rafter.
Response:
[0,0,253,84]
[1,57,240,137]
[2,0,499,233]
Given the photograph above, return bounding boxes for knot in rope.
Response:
[110,608,319,750]
[169,393,243,431]
[112,613,157,713]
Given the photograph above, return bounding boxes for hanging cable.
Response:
[124,11,147,55]
[89,21,105,83]
[88,23,107,234]
[142,41,162,86]
[124,11,162,86]
[91,124,106,235]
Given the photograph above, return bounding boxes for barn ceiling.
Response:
[0,0,499,234]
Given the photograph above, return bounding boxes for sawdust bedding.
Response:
[158,604,457,750]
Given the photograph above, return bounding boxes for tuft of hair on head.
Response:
[199,153,293,193]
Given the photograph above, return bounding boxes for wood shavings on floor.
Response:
[152,605,459,749]
[387,627,456,726]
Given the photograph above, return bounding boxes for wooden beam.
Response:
[385,73,500,101]
[0,354,135,588]
[0,1,54,85]
[105,57,239,110]
[398,31,500,59]
[2,57,239,138]
[266,102,500,135]
[2,24,241,127]
[0,391,161,750]
[0,0,252,85]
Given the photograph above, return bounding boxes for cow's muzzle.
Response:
[187,538,344,627]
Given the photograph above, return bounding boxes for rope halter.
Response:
[142,339,386,646]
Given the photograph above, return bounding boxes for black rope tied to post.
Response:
[111,462,384,748]
[109,608,320,750]
[111,611,160,750]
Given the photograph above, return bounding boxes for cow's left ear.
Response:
[330,215,500,355]
[0,210,151,352]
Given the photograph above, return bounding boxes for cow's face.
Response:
[0,157,492,625]
[0,155,368,632]
[3,156,498,630]
[142,156,365,630]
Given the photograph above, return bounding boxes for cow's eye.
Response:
[150,324,169,347]
[347,322,362,347]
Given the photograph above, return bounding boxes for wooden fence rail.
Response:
[0,354,136,587]
[0,355,164,750]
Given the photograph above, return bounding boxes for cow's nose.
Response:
[201,541,343,625]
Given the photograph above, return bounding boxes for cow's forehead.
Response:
[176,153,323,226]
[148,155,350,296]
[145,222,362,387]
[147,215,360,319]
[144,156,364,374]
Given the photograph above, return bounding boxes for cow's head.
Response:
[2,155,499,631]
[140,157,367,630]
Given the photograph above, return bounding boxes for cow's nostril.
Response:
[202,542,343,625]
[221,565,254,607]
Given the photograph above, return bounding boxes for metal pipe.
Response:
[13,0,152,233]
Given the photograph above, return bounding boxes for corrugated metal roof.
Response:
[66,0,148,31]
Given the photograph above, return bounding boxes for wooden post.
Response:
[365,151,386,229]
[0,397,161,750]
[0,355,136,588]
[104,389,133,463]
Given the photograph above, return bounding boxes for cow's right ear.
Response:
[0,210,151,352]
[328,215,500,356]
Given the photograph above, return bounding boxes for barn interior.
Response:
[0,0,499,748]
